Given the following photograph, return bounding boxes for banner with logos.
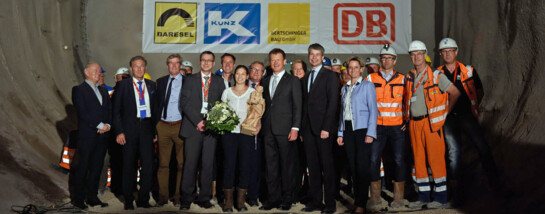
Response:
[142,0,411,54]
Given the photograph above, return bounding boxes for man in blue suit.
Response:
[71,62,111,209]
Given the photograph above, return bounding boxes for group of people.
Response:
[70,38,498,213]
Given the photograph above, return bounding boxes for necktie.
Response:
[271,75,278,98]
[251,83,256,88]
[162,77,174,119]
[203,76,210,102]
[138,81,146,118]
[309,70,315,91]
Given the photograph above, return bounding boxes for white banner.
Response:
[142,0,411,54]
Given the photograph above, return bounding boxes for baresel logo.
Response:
[154,2,197,44]
[334,3,395,44]
[204,3,260,44]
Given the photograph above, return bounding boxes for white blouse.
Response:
[221,87,255,133]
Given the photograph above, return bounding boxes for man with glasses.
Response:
[178,51,226,210]
[437,38,498,206]
[365,44,407,211]
[404,41,460,209]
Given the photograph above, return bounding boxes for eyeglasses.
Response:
[440,49,456,54]
[250,68,263,72]
[409,52,426,57]
[380,57,396,61]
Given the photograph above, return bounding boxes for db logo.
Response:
[334,3,395,44]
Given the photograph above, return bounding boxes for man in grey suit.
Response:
[179,51,226,210]
[259,48,302,211]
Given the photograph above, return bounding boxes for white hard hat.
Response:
[115,67,130,76]
[380,43,397,57]
[331,58,342,66]
[182,60,193,68]
[365,57,380,66]
[439,38,458,50]
[408,40,427,52]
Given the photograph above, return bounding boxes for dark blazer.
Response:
[112,78,157,135]
[262,71,302,136]
[72,82,112,139]
[302,67,339,134]
[154,74,184,125]
[179,73,225,138]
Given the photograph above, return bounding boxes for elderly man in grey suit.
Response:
[179,51,226,210]
[259,48,303,211]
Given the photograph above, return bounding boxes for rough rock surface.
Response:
[1,0,544,213]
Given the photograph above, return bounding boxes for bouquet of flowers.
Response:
[205,101,240,135]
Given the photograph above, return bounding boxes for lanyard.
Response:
[413,68,427,94]
[201,75,212,100]
[133,80,145,102]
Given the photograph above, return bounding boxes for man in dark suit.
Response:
[179,51,226,210]
[71,62,111,209]
[154,54,185,206]
[259,48,302,211]
[301,43,339,214]
[113,56,157,210]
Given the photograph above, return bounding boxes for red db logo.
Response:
[334,3,395,44]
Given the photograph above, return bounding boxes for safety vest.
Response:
[438,61,479,118]
[403,66,449,132]
[366,69,405,126]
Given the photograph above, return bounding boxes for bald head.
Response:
[84,63,101,84]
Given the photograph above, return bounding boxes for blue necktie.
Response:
[138,81,146,118]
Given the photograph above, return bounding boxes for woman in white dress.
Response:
[220,65,258,212]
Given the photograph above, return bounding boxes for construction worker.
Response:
[181,60,193,75]
[331,58,342,74]
[437,38,498,206]
[404,40,460,209]
[365,44,407,210]
[365,57,380,75]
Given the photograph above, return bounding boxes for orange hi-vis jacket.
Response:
[403,66,449,132]
[438,61,479,118]
[365,69,405,126]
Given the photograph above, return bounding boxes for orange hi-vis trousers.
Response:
[409,118,447,203]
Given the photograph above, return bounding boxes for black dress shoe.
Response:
[246,198,259,207]
[322,207,336,214]
[302,203,324,212]
[136,201,152,208]
[196,200,214,209]
[72,201,88,210]
[259,202,280,210]
[124,203,135,210]
[223,207,234,212]
[280,203,292,210]
[179,201,191,210]
[87,199,109,207]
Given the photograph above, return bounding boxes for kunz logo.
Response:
[204,3,260,44]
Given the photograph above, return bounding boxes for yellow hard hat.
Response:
[426,55,432,64]
[144,73,152,80]
[341,66,346,70]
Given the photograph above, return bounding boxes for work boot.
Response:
[236,188,248,211]
[390,181,405,208]
[366,180,384,212]
[222,189,234,212]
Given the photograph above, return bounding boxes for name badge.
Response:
[411,96,417,103]
[138,105,147,111]
[200,102,209,114]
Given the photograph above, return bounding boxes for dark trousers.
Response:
[108,138,123,196]
[247,135,262,200]
[343,122,371,207]
[370,125,407,182]
[263,129,299,204]
[72,135,108,203]
[180,133,217,203]
[122,120,154,204]
[444,113,498,180]
[222,133,254,189]
[302,126,336,208]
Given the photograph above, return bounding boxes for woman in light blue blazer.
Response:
[337,56,378,214]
